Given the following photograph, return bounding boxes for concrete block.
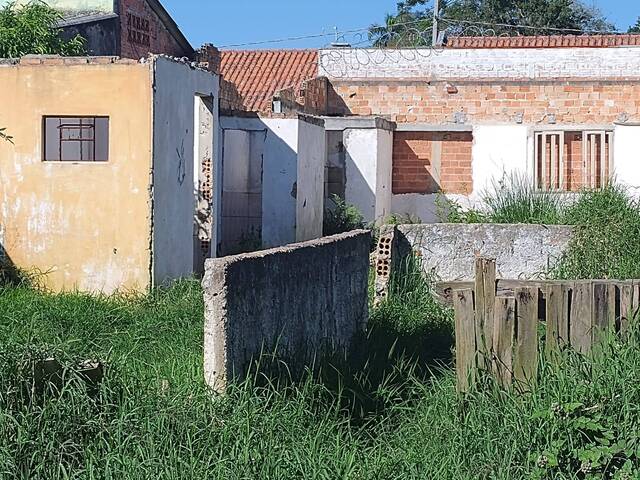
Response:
[397,224,574,282]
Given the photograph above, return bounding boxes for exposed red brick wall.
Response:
[393,132,473,195]
[302,77,328,114]
[220,78,245,113]
[328,81,639,125]
[119,0,188,59]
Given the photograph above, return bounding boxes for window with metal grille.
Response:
[43,116,109,162]
[534,130,613,191]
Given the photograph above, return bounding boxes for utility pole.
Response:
[432,0,440,46]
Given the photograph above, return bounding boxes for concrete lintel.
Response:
[395,123,473,132]
[323,116,396,132]
[298,114,325,128]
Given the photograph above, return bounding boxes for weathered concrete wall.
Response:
[398,223,573,282]
[152,57,219,285]
[0,57,153,292]
[202,230,371,391]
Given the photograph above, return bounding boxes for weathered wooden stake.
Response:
[514,287,539,389]
[454,288,476,393]
[474,257,496,369]
[570,282,593,354]
[492,295,515,388]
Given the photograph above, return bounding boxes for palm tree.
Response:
[369,10,433,47]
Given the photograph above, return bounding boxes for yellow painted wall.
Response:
[0,61,153,292]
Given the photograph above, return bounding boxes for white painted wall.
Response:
[391,194,441,223]
[343,128,395,224]
[152,57,220,285]
[296,119,326,242]
[470,125,529,204]
[220,116,300,249]
[319,47,640,80]
[344,129,377,221]
[613,125,640,197]
[260,118,299,247]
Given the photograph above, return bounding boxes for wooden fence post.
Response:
[514,286,539,390]
[593,281,616,344]
[571,281,593,354]
[620,281,638,338]
[474,257,496,370]
[492,295,515,388]
[454,288,476,393]
[545,283,568,358]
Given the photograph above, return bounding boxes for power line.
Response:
[218,18,433,49]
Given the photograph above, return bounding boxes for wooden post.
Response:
[570,282,593,354]
[514,287,539,389]
[474,257,496,370]
[545,283,566,357]
[492,295,515,388]
[454,288,476,393]
[593,282,616,344]
[620,281,634,337]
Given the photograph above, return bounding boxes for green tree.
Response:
[370,0,614,47]
[0,1,85,58]
[628,17,640,33]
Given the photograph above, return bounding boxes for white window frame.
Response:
[532,127,614,191]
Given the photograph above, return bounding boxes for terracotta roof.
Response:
[219,50,319,112]
[446,35,640,49]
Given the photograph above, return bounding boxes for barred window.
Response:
[43,116,109,162]
[534,130,613,191]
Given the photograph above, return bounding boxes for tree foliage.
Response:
[370,0,614,47]
[629,17,640,33]
[0,1,85,58]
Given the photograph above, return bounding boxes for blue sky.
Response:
[161,0,639,50]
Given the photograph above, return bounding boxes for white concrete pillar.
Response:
[344,127,393,224]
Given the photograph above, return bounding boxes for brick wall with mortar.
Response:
[119,0,187,59]
[393,131,473,194]
[202,230,371,392]
[327,81,640,125]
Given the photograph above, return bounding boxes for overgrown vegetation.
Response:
[323,194,366,235]
[2,265,640,478]
[441,174,640,280]
[0,1,86,58]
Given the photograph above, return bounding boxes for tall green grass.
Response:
[2,278,640,478]
[2,250,640,478]
[443,174,640,280]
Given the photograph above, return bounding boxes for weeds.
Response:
[2,255,640,478]
[442,174,640,280]
[324,194,365,236]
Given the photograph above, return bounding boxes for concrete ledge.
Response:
[323,116,396,131]
[203,230,371,392]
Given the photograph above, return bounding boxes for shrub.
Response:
[553,184,640,279]
[323,194,365,236]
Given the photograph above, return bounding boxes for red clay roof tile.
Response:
[446,35,640,49]
[219,50,319,112]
